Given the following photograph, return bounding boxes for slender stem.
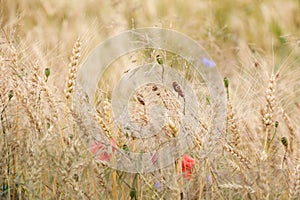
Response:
[61,98,69,147]
[161,64,164,83]
[267,126,278,152]
[281,148,287,169]
[263,127,270,153]
[111,169,117,199]
[175,158,182,199]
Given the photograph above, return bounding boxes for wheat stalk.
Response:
[64,39,82,102]
[62,39,82,145]
[282,110,295,154]
[262,74,276,153]
[227,101,240,147]
[289,164,300,199]
[223,144,251,169]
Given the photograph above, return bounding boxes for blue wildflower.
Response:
[155,181,162,189]
[207,175,212,185]
[202,57,216,68]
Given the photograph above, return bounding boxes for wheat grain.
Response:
[227,101,240,147]
[262,74,276,152]
[65,39,82,101]
[223,144,251,169]
[289,164,300,199]
[219,182,255,193]
[282,110,295,154]
[94,114,112,138]
[262,75,276,128]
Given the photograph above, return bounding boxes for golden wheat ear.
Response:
[65,39,82,102]
[289,164,300,199]
[262,74,276,153]
[61,39,82,145]
[224,77,240,147]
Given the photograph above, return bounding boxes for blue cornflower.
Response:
[202,57,216,68]
[155,181,162,189]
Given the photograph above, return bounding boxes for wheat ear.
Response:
[62,39,81,145]
[262,74,276,153]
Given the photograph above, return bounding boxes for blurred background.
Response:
[1,0,299,83]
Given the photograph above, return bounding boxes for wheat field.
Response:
[1,0,300,199]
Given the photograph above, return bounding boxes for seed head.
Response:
[8,90,14,101]
[123,144,130,152]
[275,121,279,128]
[224,77,229,88]
[172,81,184,98]
[156,55,163,65]
[130,188,137,199]
[152,85,158,91]
[45,68,50,78]
[137,94,145,105]
[281,137,288,148]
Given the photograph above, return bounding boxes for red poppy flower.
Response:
[91,138,116,161]
[181,154,195,180]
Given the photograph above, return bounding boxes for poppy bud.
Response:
[45,68,50,78]
[130,188,136,199]
[8,90,13,101]
[156,55,163,65]
[281,137,288,148]
[275,121,279,128]
[224,77,229,88]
